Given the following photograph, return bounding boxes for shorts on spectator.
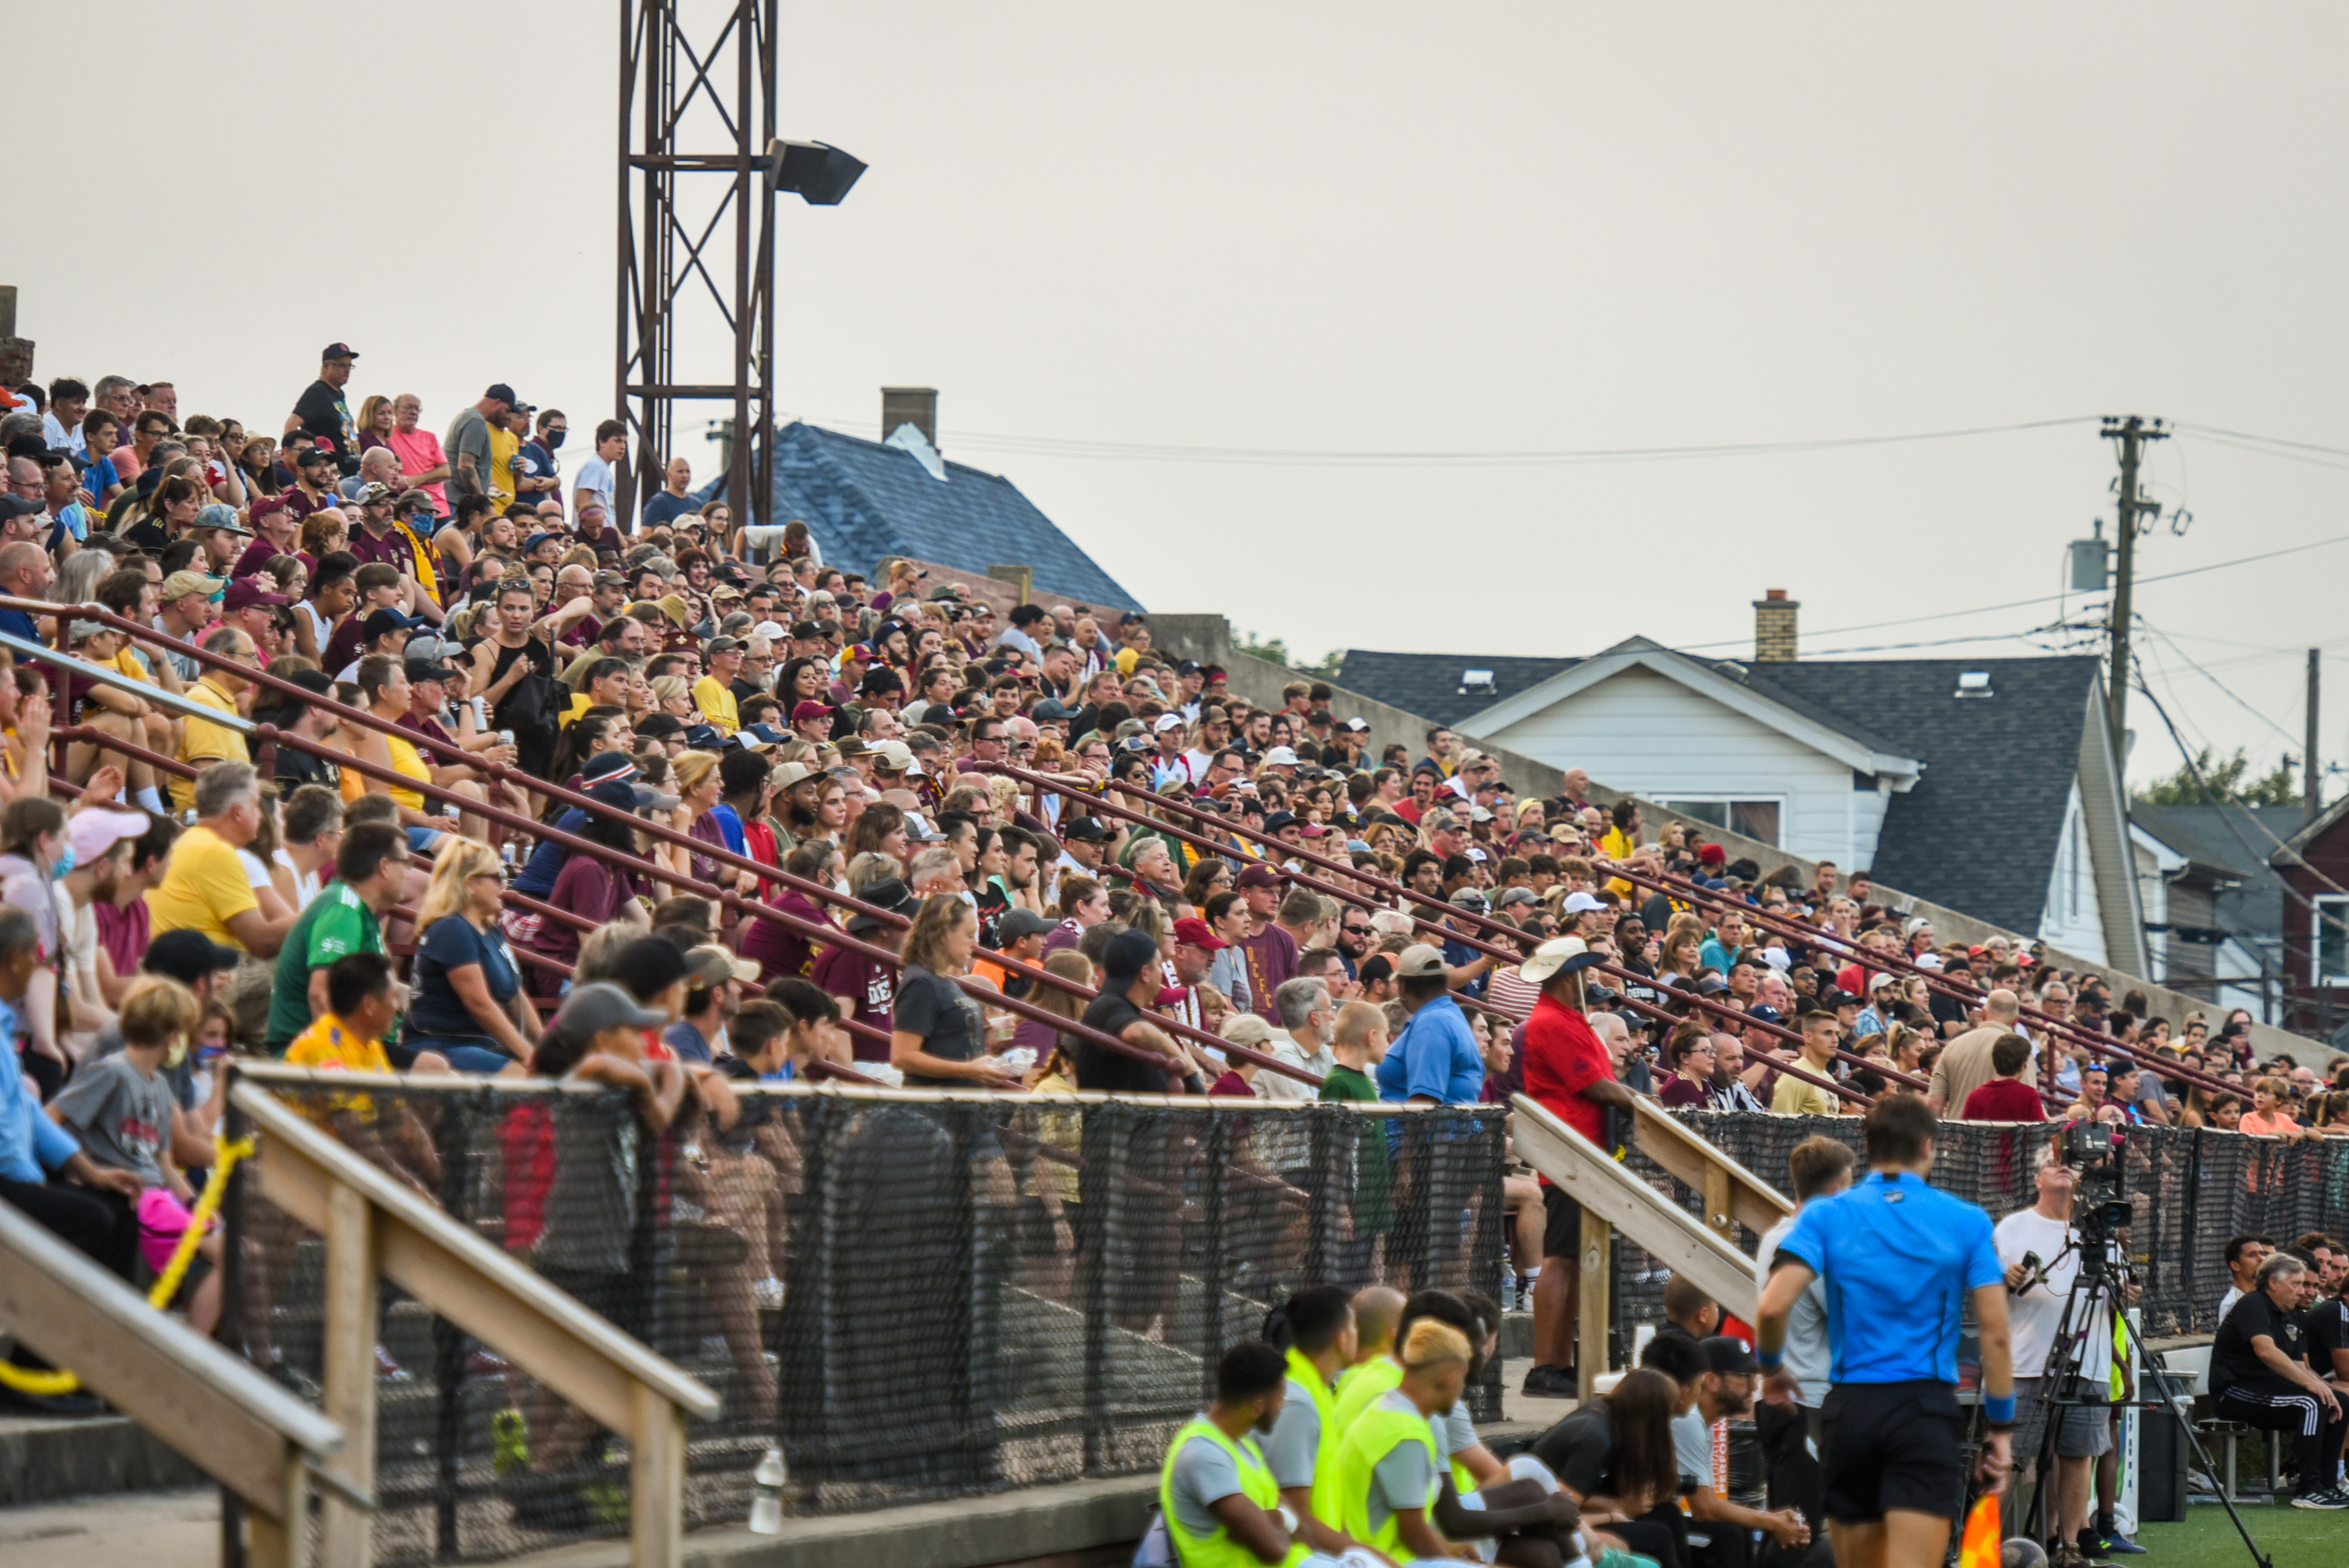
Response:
[1542,1184,1582,1261]
[2012,1375,2111,1462]
[1820,1379,1964,1523]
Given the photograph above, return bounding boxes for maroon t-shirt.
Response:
[810,943,896,1062]
[1961,1078,2047,1122]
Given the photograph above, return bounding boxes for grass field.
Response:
[2133,1501,2343,1567]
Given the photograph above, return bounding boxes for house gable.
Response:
[1463,640,1925,784]
[1476,662,1892,864]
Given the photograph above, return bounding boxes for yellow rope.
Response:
[0,1132,257,1397]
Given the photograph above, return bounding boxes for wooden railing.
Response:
[1626,1098,1792,1242]
[1510,1094,1769,1400]
[231,1078,722,1568]
[0,1194,363,1568]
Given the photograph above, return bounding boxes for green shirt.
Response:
[1319,1063,1393,1236]
[267,882,384,1051]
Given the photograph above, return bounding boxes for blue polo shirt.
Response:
[1376,993,1484,1105]
[1775,1169,2002,1385]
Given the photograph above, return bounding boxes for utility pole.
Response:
[2101,415,2168,762]
[2308,647,2322,824]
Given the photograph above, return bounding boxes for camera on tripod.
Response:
[2055,1120,2131,1243]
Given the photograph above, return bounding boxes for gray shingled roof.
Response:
[1739,657,2103,932]
[2131,802,2295,943]
[1333,649,1580,728]
[760,421,1142,611]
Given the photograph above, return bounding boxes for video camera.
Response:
[2057,1119,2116,1166]
[2056,1120,2133,1245]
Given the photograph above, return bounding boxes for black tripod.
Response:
[2022,1227,2271,1568]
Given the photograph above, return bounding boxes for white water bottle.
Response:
[749,1446,786,1533]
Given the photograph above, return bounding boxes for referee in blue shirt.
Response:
[1757,1094,2015,1568]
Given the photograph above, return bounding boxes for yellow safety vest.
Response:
[1285,1346,1343,1527]
[1158,1417,1309,1568]
[1331,1354,1403,1436]
[1331,1392,1444,1563]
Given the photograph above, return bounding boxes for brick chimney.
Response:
[881,386,938,451]
[1754,589,1799,662]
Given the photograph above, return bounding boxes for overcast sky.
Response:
[12,2,2348,795]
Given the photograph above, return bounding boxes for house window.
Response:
[1657,799,1781,846]
[2318,895,2349,986]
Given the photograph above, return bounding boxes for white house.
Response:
[1337,603,2146,972]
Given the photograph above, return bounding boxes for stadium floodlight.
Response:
[764,139,865,206]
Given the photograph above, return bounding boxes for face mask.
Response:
[546,430,566,449]
[166,1037,188,1069]
[50,842,75,880]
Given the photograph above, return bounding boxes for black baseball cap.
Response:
[1701,1336,1759,1376]
[321,342,359,361]
[484,383,519,404]
[1060,816,1110,842]
[845,878,917,932]
[144,929,244,985]
[608,935,691,1003]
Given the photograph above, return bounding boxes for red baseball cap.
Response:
[1172,916,1229,951]
[790,700,834,723]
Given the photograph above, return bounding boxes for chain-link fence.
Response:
[223,1077,1506,1563]
[1607,1115,2349,1343]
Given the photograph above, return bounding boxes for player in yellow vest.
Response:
[1156,1343,1315,1568]
[1330,1319,1468,1563]
[1331,1310,1585,1566]
[1264,1286,1378,1555]
[1333,1285,1406,1426]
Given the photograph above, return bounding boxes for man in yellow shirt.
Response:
[146,760,293,958]
[284,951,440,1195]
[486,404,524,512]
[1770,1010,1850,1116]
[691,637,745,734]
[563,657,633,728]
[170,628,256,816]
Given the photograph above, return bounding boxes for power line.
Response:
[2135,623,2307,753]
[2128,661,2349,946]
[880,415,2102,469]
[2174,421,2349,461]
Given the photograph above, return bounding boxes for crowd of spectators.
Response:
[3,345,2347,1545]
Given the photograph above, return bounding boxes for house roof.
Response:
[2133,802,2297,941]
[1333,650,1581,729]
[1337,642,2108,933]
[1737,656,2106,934]
[760,421,1142,612]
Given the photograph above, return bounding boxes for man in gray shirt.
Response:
[1754,1135,1854,1547]
[443,384,515,503]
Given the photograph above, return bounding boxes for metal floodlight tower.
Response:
[618,0,861,535]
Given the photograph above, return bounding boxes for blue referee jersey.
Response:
[1775,1170,2002,1385]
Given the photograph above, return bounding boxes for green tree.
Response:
[2133,746,2302,807]
[1233,629,1343,679]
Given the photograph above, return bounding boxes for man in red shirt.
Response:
[1517,935,1640,1398]
[1959,1034,2046,1121]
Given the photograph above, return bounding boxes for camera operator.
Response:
[1757,1095,2015,1568]
[2209,1253,2348,1509]
[1996,1143,2121,1564]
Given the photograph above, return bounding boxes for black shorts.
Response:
[1819,1379,1964,1523]
[1543,1184,1581,1261]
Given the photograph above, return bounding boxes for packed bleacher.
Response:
[5,351,2349,1564]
